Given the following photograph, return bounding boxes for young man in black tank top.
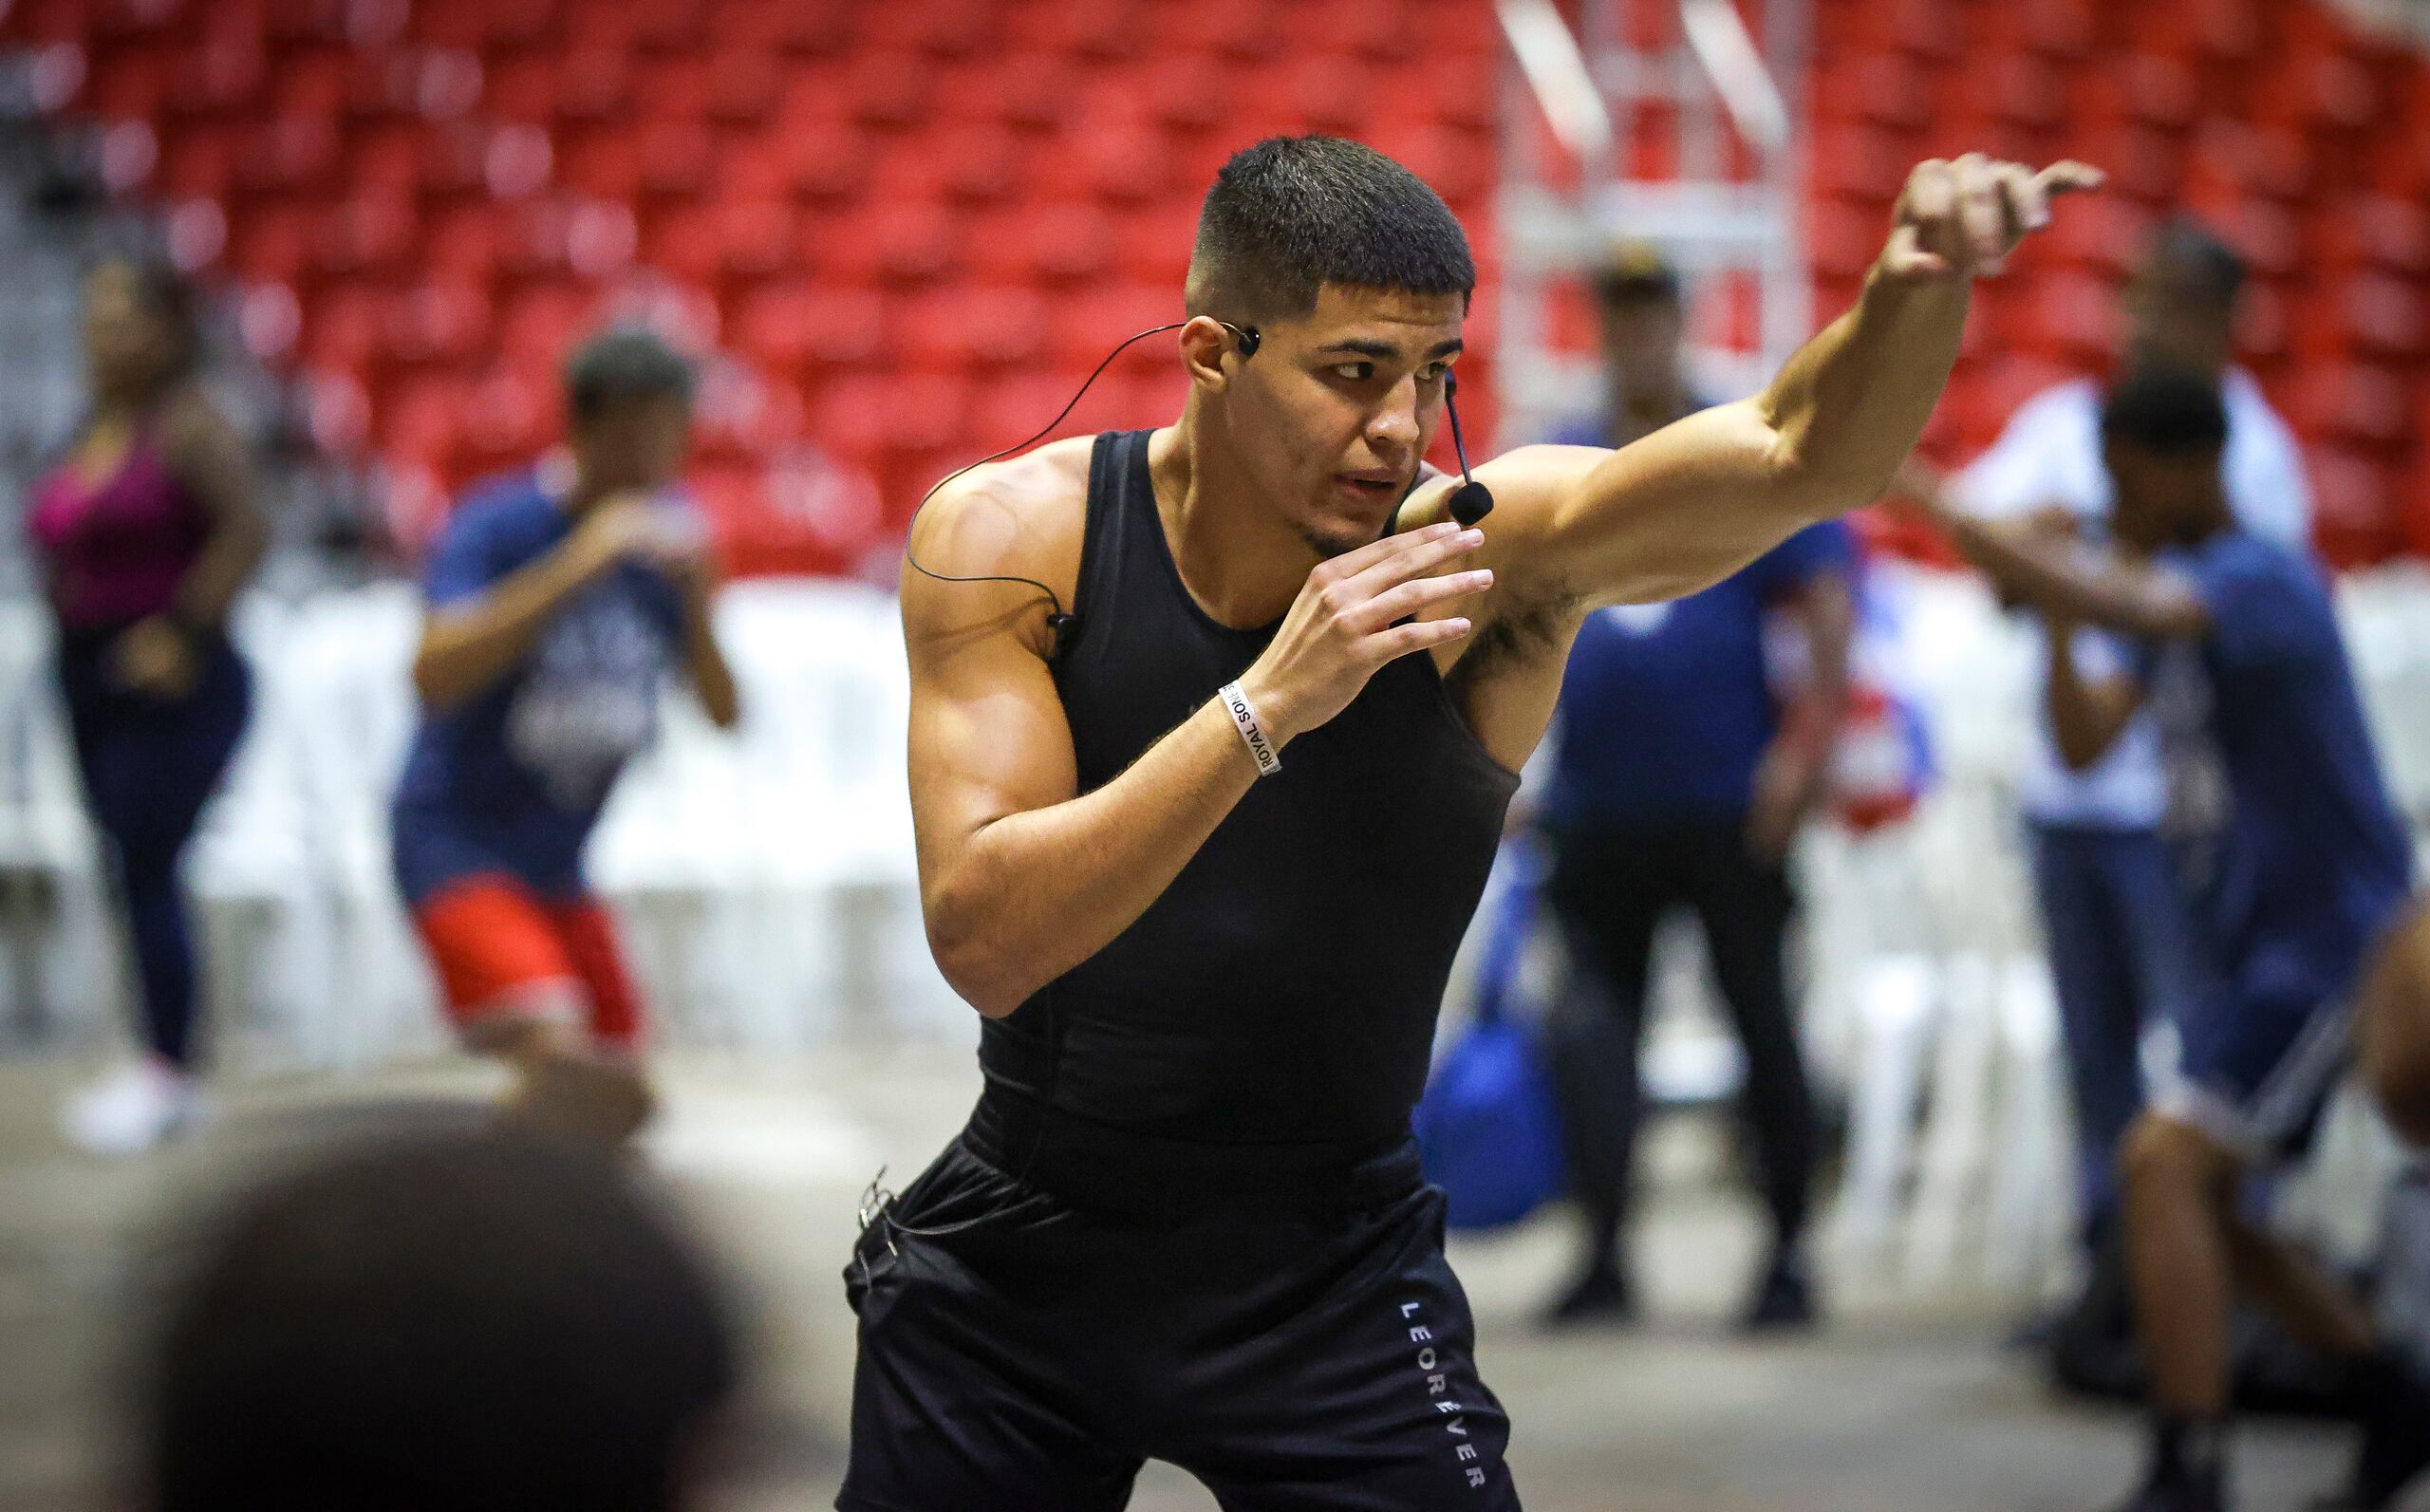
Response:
[848,137,2100,1511]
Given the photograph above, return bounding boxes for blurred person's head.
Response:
[1182,135,1474,556]
[2122,217,2246,379]
[563,328,698,500]
[84,254,202,407]
[146,1129,736,1512]
[1594,241,1688,407]
[2101,364,2232,552]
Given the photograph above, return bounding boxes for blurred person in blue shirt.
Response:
[1906,220,2310,1270]
[1923,365,2422,1512]
[1537,245,1858,1332]
[392,329,740,1146]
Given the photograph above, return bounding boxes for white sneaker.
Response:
[62,1059,200,1156]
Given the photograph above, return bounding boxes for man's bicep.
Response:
[1483,400,1797,607]
[905,625,1079,877]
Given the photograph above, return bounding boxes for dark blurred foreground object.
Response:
[146,1129,737,1512]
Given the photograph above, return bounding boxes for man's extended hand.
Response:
[1879,156,2105,282]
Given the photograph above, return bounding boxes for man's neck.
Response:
[1150,407,1325,630]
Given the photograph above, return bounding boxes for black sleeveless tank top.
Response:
[975,430,1519,1150]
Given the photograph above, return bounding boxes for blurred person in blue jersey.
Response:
[1920,365,2425,1512]
[392,328,740,1147]
[1537,243,1858,1331]
[1905,219,2310,1279]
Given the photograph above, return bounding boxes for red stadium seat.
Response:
[2292,364,2409,447]
[2317,194,2430,278]
[458,369,551,473]
[559,127,644,201]
[711,0,852,55]
[899,285,1050,372]
[1151,0,1279,63]
[304,283,391,373]
[379,375,467,473]
[632,57,711,123]
[229,204,314,288]
[499,283,596,373]
[643,213,725,287]
[231,112,342,197]
[383,278,491,369]
[703,48,782,124]
[552,48,632,125]
[636,118,715,196]
[811,198,965,287]
[310,193,418,282]
[1051,283,1187,376]
[842,49,933,131]
[961,200,1117,287]
[164,36,267,119]
[1111,197,1200,288]
[738,282,888,371]
[860,0,999,60]
[424,204,502,285]
[711,197,801,286]
[761,119,872,204]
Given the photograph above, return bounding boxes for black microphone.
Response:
[1443,371,1493,526]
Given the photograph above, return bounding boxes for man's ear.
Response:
[1179,315,1241,392]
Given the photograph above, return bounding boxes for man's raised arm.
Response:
[1471,156,2103,610]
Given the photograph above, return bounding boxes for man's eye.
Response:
[1418,363,1449,383]
[1333,363,1375,382]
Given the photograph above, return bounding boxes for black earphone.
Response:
[900,317,1493,660]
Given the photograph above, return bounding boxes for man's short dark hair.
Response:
[1187,136,1475,323]
[147,1129,735,1512]
[2102,364,2230,456]
[2145,215,2247,311]
[563,327,698,425]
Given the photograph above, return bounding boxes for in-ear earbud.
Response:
[1226,323,1262,358]
[1443,371,1494,527]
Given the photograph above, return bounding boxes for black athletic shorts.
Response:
[837,1108,1521,1511]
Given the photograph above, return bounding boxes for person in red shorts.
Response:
[390,329,738,1143]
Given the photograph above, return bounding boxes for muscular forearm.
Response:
[1759,267,1972,520]
[923,696,1261,1017]
[413,544,608,711]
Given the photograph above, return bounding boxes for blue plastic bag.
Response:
[1414,842,1567,1231]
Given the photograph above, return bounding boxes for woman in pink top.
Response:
[26,256,268,1154]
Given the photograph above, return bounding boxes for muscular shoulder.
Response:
[902,435,1095,658]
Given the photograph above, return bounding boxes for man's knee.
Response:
[2360,899,2430,1148]
[2120,1111,2239,1203]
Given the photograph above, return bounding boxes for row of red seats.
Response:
[223,174,1509,309]
[11,0,1494,58]
[75,36,1500,139]
[129,103,1498,216]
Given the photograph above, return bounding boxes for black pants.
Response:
[1544,819,1815,1257]
[839,1100,1521,1511]
[56,625,252,1068]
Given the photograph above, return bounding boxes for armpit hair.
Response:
[1448,578,1579,694]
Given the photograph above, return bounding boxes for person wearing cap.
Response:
[390,328,740,1146]
[1534,243,1858,1330]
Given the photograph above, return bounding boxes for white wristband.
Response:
[1219,681,1282,778]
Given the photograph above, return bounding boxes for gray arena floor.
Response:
[0,1048,2379,1512]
